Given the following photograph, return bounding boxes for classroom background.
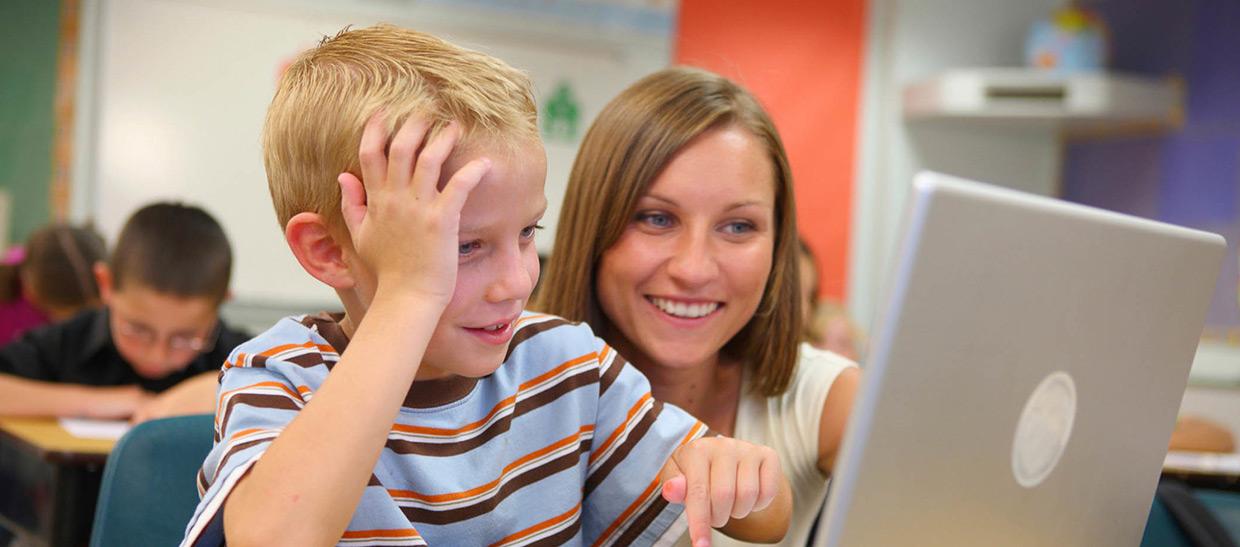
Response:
[2,0,1237,470]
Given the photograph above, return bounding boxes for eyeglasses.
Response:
[114,317,218,354]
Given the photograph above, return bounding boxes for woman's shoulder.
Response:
[793,342,858,383]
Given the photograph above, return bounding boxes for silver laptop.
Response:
[817,172,1226,547]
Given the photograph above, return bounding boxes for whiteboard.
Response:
[80,0,672,306]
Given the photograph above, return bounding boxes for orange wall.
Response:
[675,0,867,300]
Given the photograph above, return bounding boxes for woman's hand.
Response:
[660,436,791,546]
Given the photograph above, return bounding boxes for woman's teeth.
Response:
[483,323,506,331]
[649,297,719,318]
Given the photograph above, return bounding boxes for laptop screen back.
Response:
[818,172,1225,547]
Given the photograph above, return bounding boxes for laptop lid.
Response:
[818,172,1226,547]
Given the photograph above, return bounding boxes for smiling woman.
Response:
[594,125,777,390]
[536,66,860,547]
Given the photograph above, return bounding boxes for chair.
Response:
[1142,478,1240,547]
[1143,493,1194,547]
[90,414,215,547]
[1196,489,1240,540]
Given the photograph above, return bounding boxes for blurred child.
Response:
[183,25,790,546]
[798,237,863,360]
[0,203,249,422]
[1169,415,1235,453]
[0,224,106,344]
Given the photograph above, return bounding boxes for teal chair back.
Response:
[1142,478,1240,547]
[90,414,214,547]
[1143,494,1194,547]
[1196,490,1240,540]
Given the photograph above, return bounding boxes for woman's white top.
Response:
[670,343,857,547]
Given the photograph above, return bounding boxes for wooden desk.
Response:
[1163,450,1240,492]
[0,417,116,547]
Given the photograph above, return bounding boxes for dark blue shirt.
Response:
[0,307,248,392]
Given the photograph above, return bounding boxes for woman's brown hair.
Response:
[535,66,802,396]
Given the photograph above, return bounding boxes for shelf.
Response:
[902,68,1183,136]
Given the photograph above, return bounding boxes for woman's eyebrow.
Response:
[641,195,770,212]
[640,194,678,207]
[724,200,771,211]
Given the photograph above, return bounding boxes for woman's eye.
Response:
[637,212,673,228]
[723,221,755,235]
[459,241,481,255]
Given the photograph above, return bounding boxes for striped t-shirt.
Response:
[181,312,706,546]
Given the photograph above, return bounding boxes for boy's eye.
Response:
[459,241,481,255]
[519,224,544,240]
[636,212,674,228]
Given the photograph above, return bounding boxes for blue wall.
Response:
[1062,0,1240,334]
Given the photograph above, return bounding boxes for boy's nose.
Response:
[485,249,534,304]
[666,231,719,287]
[143,341,176,373]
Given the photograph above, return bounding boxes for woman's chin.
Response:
[646,346,718,370]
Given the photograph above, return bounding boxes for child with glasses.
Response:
[0,203,249,422]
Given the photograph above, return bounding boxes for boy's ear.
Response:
[93,262,114,304]
[285,212,356,290]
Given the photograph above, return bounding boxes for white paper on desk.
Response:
[1164,450,1240,474]
[59,417,131,440]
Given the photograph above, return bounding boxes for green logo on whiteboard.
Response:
[542,81,580,142]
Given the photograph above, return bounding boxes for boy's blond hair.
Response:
[264,24,539,230]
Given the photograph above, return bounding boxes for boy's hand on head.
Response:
[338,113,491,304]
[659,436,784,547]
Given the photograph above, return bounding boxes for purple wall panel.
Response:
[1158,135,1239,225]
[1098,0,1192,74]
[1186,0,1240,127]
[1062,138,1162,218]
[1062,0,1240,331]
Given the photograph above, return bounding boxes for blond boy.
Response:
[183,25,790,546]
